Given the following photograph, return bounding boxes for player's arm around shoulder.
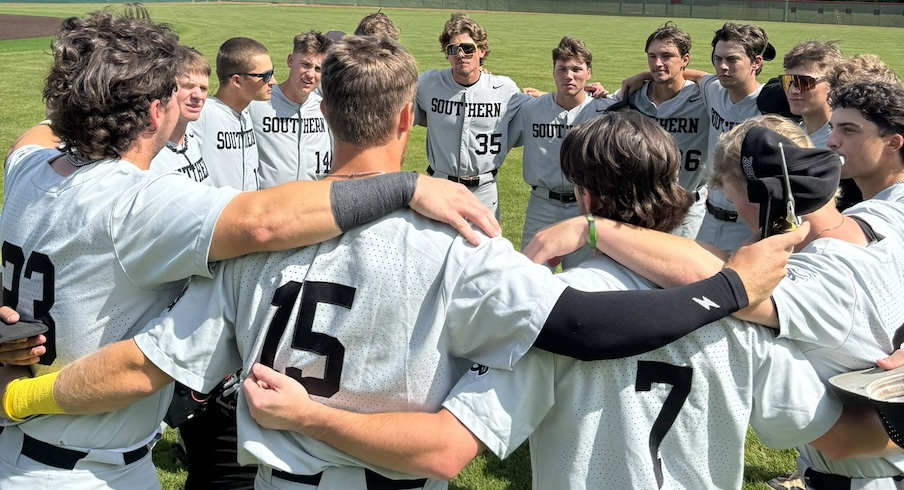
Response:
[6,124,60,161]
[243,363,485,480]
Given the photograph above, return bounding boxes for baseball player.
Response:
[618,22,709,238]
[0,12,506,489]
[3,37,805,490]
[150,45,211,183]
[512,36,613,268]
[194,37,274,191]
[222,112,893,490]
[249,31,333,187]
[415,12,531,218]
[528,115,904,490]
[780,41,841,149]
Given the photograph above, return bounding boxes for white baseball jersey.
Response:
[0,145,239,450]
[192,96,260,190]
[512,94,612,266]
[699,74,763,212]
[249,85,333,187]
[772,235,904,481]
[443,254,841,490]
[149,127,211,184]
[845,184,904,239]
[415,69,530,176]
[132,211,567,486]
[627,80,710,192]
[807,121,831,148]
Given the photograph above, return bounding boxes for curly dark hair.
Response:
[711,22,775,76]
[560,110,691,232]
[43,6,179,160]
[830,81,904,159]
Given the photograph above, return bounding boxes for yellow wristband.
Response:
[3,371,63,421]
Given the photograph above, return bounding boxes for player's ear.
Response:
[286,54,294,69]
[397,101,414,135]
[885,133,904,154]
[147,98,166,133]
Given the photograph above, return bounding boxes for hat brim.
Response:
[829,366,904,448]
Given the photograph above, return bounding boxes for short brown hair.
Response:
[293,30,332,56]
[560,110,691,232]
[320,35,417,148]
[645,21,691,57]
[826,54,901,89]
[551,36,592,68]
[216,37,269,81]
[439,13,489,65]
[711,115,811,190]
[354,12,400,40]
[175,45,211,78]
[782,40,842,77]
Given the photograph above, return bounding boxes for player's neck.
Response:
[326,142,403,178]
[279,81,310,106]
[801,108,830,136]
[554,90,586,111]
[857,163,904,200]
[800,205,867,249]
[647,77,684,105]
[728,78,759,104]
[212,89,252,115]
[168,120,189,146]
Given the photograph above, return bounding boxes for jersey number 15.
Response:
[260,280,355,398]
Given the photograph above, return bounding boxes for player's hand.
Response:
[522,216,588,267]
[584,82,609,99]
[410,175,501,245]
[619,73,651,100]
[244,363,316,432]
[522,87,545,98]
[0,307,45,366]
[724,222,810,306]
[877,349,904,371]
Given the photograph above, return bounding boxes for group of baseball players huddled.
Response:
[1,3,904,490]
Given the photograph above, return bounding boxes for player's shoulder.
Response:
[557,255,651,293]
[5,146,58,176]
[418,69,446,84]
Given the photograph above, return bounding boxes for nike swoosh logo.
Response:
[492,84,504,89]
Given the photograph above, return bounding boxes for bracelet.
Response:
[585,214,596,250]
[38,119,52,127]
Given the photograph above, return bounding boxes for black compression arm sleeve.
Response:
[330,172,418,232]
[534,269,748,361]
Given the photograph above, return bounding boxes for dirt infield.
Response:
[0,14,63,41]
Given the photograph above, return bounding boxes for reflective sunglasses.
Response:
[779,74,826,92]
[444,42,479,57]
[234,68,275,83]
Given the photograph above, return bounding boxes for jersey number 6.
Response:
[635,360,693,488]
[260,280,355,398]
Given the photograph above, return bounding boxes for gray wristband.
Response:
[330,172,418,232]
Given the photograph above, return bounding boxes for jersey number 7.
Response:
[635,360,693,488]
[259,280,354,398]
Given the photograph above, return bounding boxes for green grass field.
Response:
[1,3,902,489]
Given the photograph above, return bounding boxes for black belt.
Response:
[531,186,577,203]
[426,166,497,188]
[273,468,427,489]
[705,200,738,222]
[803,468,904,489]
[21,433,149,469]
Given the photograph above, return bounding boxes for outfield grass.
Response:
[1,4,902,489]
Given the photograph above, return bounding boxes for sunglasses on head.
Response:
[234,68,274,84]
[444,42,479,57]
[779,74,826,92]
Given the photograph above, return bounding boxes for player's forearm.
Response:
[210,173,418,261]
[7,124,59,159]
[811,404,902,460]
[595,218,726,287]
[300,406,483,480]
[54,339,173,414]
[683,69,708,83]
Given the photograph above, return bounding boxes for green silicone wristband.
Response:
[586,214,596,250]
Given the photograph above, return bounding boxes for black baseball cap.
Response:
[740,127,841,236]
[829,367,904,449]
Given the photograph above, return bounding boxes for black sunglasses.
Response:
[779,74,826,92]
[444,43,479,57]
[234,68,274,84]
